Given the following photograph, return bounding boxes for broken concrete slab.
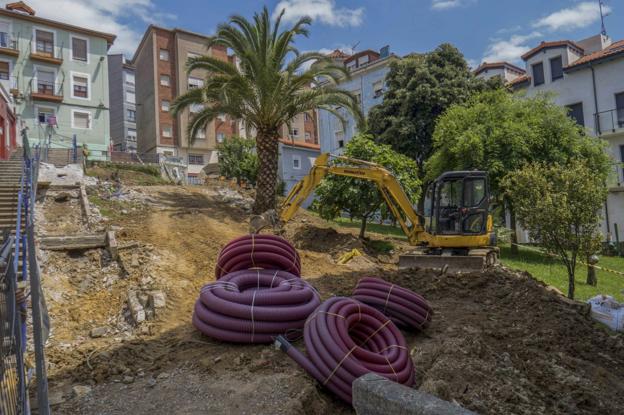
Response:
[89,327,107,338]
[148,291,166,309]
[127,290,145,324]
[39,234,107,251]
[352,373,476,415]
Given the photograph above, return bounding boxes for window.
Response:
[304,113,311,122]
[162,125,172,138]
[37,106,55,124]
[373,80,384,98]
[290,128,299,137]
[346,60,357,71]
[35,29,54,56]
[217,132,225,143]
[160,74,170,87]
[36,68,56,95]
[72,110,91,129]
[566,102,585,127]
[532,62,544,86]
[0,61,8,80]
[71,36,88,62]
[305,132,311,141]
[127,128,137,142]
[72,73,89,99]
[616,92,624,128]
[292,155,301,170]
[126,109,136,122]
[194,128,206,139]
[0,21,11,49]
[463,179,486,207]
[159,49,169,61]
[161,100,170,112]
[125,91,135,104]
[188,154,204,165]
[550,56,563,81]
[335,131,344,148]
[188,77,203,89]
[125,72,135,86]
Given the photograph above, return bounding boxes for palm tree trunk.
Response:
[254,131,279,214]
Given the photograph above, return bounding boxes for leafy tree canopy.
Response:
[503,161,607,299]
[217,136,258,185]
[367,43,501,171]
[313,134,421,238]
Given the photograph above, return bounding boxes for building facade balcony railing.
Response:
[607,161,624,190]
[595,108,624,136]
[29,40,63,65]
[0,32,19,56]
[31,80,63,102]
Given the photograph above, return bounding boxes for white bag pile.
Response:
[587,295,624,332]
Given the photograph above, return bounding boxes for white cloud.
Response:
[274,0,364,27]
[26,0,175,55]
[533,2,611,32]
[482,31,542,63]
[431,0,474,11]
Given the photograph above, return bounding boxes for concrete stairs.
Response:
[0,152,27,274]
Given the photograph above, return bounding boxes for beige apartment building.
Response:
[132,25,238,178]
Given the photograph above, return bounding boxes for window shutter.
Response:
[36,30,53,42]
[74,112,90,128]
[72,38,87,60]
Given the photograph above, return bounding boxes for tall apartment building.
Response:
[318,47,397,154]
[476,34,624,241]
[0,1,115,160]
[133,25,238,179]
[107,54,136,152]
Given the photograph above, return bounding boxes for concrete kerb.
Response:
[352,373,477,415]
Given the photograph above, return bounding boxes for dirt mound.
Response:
[309,267,624,415]
[290,224,364,255]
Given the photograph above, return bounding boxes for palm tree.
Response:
[172,7,363,213]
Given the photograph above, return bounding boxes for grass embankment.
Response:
[86,162,169,186]
[325,216,624,302]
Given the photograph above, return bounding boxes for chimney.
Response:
[577,34,613,54]
[6,2,35,15]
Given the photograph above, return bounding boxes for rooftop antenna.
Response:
[599,0,608,36]
[351,41,360,53]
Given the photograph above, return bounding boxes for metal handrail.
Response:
[594,107,624,135]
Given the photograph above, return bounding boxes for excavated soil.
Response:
[37,182,624,415]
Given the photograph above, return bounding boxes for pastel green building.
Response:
[0,2,115,160]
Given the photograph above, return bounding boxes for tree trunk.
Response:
[567,267,575,299]
[586,255,597,286]
[359,216,368,240]
[253,130,279,214]
[509,205,519,255]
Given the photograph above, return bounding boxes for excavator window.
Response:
[437,179,462,234]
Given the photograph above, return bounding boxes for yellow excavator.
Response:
[252,153,499,272]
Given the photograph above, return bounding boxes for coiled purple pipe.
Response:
[276,297,415,403]
[352,277,432,330]
[193,269,320,343]
[215,234,301,279]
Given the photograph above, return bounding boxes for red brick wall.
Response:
[155,28,178,147]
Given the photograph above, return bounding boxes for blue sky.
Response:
[26,0,622,66]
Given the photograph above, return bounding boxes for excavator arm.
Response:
[279,153,426,244]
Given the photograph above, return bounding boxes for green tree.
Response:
[217,136,258,186]
[314,134,420,239]
[172,8,362,213]
[367,44,500,172]
[426,90,610,253]
[502,161,607,299]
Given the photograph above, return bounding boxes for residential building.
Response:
[318,46,396,154]
[0,1,115,160]
[278,139,320,207]
[279,110,318,145]
[473,61,525,83]
[107,54,137,152]
[496,33,624,241]
[0,81,16,159]
[133,25,239,180]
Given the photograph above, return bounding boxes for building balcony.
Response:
[30,47,62,65]
[31,81,63,102]
[0,32,19,57]
[3,76,19,96]
[595,108,624,136]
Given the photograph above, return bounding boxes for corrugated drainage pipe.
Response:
[352,277,432,330]
[193,269,320,343]
[215,234,301,279]
[276,297,415,403]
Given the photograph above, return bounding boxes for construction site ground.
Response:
[36,178,624,415]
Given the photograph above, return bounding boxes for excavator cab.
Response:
[423,171,490,237]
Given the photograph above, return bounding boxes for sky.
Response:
[24,0,623,67]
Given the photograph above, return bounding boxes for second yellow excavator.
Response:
[252,153,499,272]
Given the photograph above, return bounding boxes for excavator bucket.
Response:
[399,249,497,274]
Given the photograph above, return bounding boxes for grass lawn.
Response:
[500,245,624,302]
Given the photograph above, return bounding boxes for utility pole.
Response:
[599,1,608,36]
